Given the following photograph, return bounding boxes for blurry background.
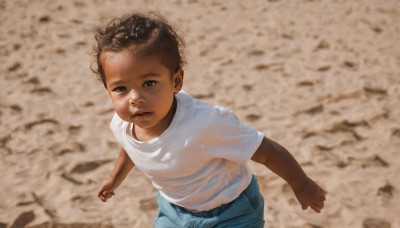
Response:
[0,0,399,227]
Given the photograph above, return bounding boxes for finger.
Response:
[321,193,327,201]
[301,203,309,210]
[104,191,115,200]
[98,186,108,197]
[105,193,113,199]
[98,190,112,202]
[98,189,107,198]
[103,191,112,198]
[320,188,328,199]
[312,204,323,213]
[313,200,325,209]
[310,205,321,213]
[97,188,103,196]
[98,194,107,202]
[98,190,104,198]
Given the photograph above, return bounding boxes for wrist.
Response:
[290,176,310,194]
[107,176,116,181]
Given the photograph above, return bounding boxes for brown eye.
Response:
[143,81,157,87]
[113,86,127,93]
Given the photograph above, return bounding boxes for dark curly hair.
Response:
[91,12,186,88]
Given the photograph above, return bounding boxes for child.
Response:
[93,12,326,227]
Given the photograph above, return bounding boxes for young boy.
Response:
[93,12,326,227]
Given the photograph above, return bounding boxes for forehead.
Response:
[102,50,166,73]
[101,50,170,84]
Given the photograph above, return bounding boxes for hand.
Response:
[97,177,116,202]
[293,177,327,213]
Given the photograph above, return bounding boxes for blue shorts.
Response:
[154,175,265,228]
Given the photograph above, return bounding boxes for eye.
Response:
[143,80,157,88]
[112,86,127,93]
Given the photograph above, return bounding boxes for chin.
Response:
[132,121,156,129]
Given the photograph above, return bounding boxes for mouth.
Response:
[132,111,152,120]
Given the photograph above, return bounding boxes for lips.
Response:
[132,111,152,120]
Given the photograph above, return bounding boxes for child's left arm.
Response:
[251,137,327,213]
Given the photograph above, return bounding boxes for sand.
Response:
[1,0,399,227]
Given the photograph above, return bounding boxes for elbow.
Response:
[251,137,270,165]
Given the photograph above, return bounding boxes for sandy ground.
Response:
[1,0,400,227]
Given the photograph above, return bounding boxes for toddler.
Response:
[93,12,326,227]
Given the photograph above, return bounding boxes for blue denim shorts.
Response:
[154,175,265,228]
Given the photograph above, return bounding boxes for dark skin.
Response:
[251,137,326,213]
[97,52,326,213]
[98,147,134,202]
[98,137,326,213]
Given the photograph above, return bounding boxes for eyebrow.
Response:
[140,72,162,78]
[108,80,125,88]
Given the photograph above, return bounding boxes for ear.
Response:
[173,69,184,94]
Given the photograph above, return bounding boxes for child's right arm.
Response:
[97,147,135,202]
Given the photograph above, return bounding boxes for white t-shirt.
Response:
[110,91,264,211]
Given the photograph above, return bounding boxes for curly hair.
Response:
[91,12,186,88]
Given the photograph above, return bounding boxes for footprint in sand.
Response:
[313,40,330,52]
[30,192,57,219]
[23,77,40,85]
[29,87,53,95]
[62,159,112,185]
[242,84,253,91]
[70,159,113,174]
[296,80,314,87]
[342,60,358,70]
[192,92,215,100]
[253,62,284,71]
[10,210,35,228]
[363,218,391,228]
[68,125,82,135]
[55,48,66,55]
[82,101,94,107]
[294,104,324,116]
[363,86,387,98]
[246,114,261,122]
[139,198,158,211]
[247,49,265,57]
[360,155,389,168]
[10,104,22,114]
[13,43,21,51]
[317,65,331,72]
[325,120,368,141]
[74,1,86,7]
[28,222,113,228]
[392,128,400,138]
[8,62,21,72]
[25,119,59,130]
[38,15,50,23]
[75,41,86,47]
[377,183,394,200]
[50,141,86,156]
[61,172,83,185]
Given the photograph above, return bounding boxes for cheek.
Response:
[110,96,127,113]
[158,95,174,111]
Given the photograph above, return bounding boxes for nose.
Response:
[129,90,145,105]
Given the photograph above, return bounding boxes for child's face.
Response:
[102,50,183,136]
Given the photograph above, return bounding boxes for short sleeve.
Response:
[109,113,126,146]
[203,106,264,163]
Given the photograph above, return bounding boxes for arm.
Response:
[251,137,326,213]
[97,147,135,202]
